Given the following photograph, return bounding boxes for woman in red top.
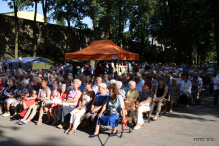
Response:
[20,77,41,110]
[51,84,68,125]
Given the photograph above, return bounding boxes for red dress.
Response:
[51,93,67,109]
[21,98,36,108]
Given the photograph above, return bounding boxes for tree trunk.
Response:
[90,2,97,40]
[42,0,48,56]
[168,0,182,65]
[33,0,37,57]
[13,1,19,58]
[213,0,219,68]
[66,0,71,52]
[118,0,122,47]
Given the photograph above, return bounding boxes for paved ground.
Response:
[0,96,219,146]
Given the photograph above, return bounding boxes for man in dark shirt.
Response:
[201,73,211,96]
[202,64,208,73]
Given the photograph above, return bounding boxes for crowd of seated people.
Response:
[0,62,219,138]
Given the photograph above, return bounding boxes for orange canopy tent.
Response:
[65,40,139,60]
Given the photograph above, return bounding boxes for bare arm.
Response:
[140,97,152,105]
[77,94,83,109]
[97,104,107,118]
[122,108,126,123]
[66,93,82,103]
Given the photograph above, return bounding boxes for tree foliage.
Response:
[3,0,219,66]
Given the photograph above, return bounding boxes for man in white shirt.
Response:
[92,77,102,94]
[180,74,192,107]
[135,76,143,92]
[213,71,219,107]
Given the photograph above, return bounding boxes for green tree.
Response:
[41,0,53,56]
[56,17,66,26]
[51,0,86,52]
[4,0,33,58]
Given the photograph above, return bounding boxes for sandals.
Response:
[36,119,42,125]
[57,124,64,129]
[67,130,75,135]
[64,128,71,134]
[153,117,158,121]
[44,119,52,125]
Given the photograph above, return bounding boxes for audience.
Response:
[0,62,217,138]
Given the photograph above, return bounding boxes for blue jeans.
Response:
[214,90,219,106]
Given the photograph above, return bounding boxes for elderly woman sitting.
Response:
[65,81,95,134]
[166,78,180,112]
[56,79,82,129]
[1,79,16,116]
[86,83,109,132]
[89,85,126,138]
[126,81,139,103]
[115,81,126,100]
[125,81,139,122]
[134,82,154,130]
[109,79,116,88]
[11,80,31,117]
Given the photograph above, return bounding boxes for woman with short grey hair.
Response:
[115,81,126,99]
[2,79,16,116]
[11,79,30,117]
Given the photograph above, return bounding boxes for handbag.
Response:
[41,98,54,106]
[103,97,112,116]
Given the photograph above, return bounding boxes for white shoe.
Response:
[2,113,10,117]
[133,126,141,130]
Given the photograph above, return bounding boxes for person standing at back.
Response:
[213,71,219,107]
[95,63,102,76]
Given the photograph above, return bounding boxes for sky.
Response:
[0,1,93,28]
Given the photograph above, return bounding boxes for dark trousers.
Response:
[85,112,98,130]
[181,94,189,105]
[214,90,219,106]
